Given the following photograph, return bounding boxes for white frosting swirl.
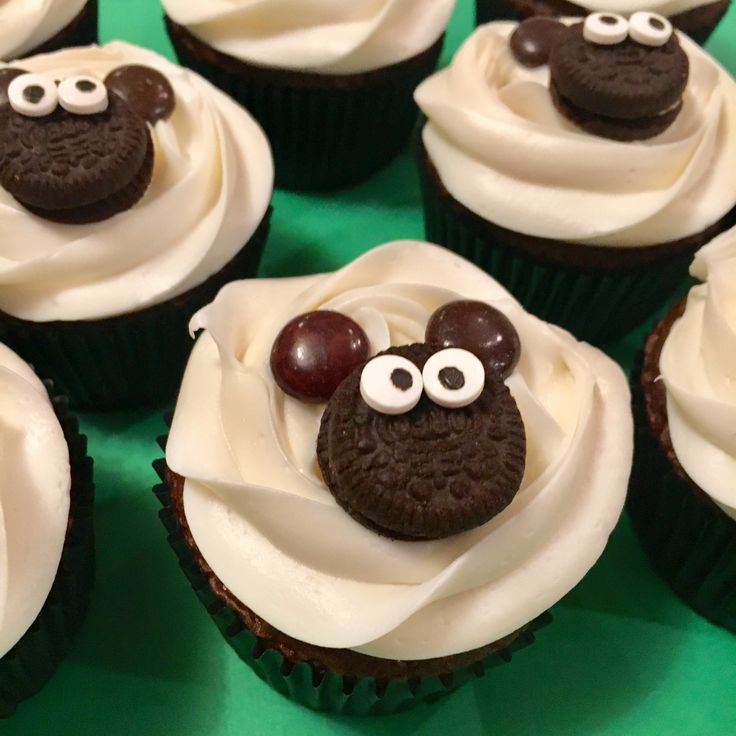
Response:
[166,241,633,660]
[571,0,722,16]
[0,0,87,61]
[0,343,70,659]
[660,225,736,520]
[160,0,456,74]
[414,22,736,247]
[0,41,273,322]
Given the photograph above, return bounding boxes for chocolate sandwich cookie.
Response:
[317,342,526,541]
[0,64,175,224]
[548,13,689,141]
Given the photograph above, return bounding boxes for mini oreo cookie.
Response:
[317,343,526,541]
[0,87,153,224]
[549,23,689,140]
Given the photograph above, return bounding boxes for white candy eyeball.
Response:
[583,12,629,45]
[360,355,423,415]
[7,73,58,117]
[628,12,673,46]
[422,348,485,409]
[58,75,108,115]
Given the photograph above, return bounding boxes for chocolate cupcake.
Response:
[155,241,633,714]
[0,42,273,410]
[0,0,98,61]
[475,0,730,45]
[161,0,455,190]
[415,17,736,342]
[0,344,94,717]
[628,226,736,632]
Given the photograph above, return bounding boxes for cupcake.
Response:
[0,343,94,717]
[154,240,633,714]
[475,0,730,45]
[0,0,98,61]
[415,16,736,343]
[628,225,736,632]
[0,41,273,410]
[161,0,455,190]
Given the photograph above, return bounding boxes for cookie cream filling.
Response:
[660,226,736,520]
[166,241,633,660]
[0,0,87,61]
[0,343,70,658]
[415,22,736,247]
[161,0,455,74]
[0,41,273,322]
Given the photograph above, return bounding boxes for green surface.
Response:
[6,1,736,733]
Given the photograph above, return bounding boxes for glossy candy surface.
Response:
[270,310,370,402]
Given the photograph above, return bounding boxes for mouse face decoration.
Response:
[270,300,526,541]
[0,64,175,224]
[510,13,689,141]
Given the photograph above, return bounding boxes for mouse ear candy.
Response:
[270,310,370,402]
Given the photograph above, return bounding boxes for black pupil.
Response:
[600,15,618,24]
[649,17,665,30]
[23,85,45,104]
[439,366,465,391]
[76,79,97,92]
[391,368,413,392]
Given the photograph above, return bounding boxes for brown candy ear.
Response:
[104,64,175,124]
[0,68,30,107]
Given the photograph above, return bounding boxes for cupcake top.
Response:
[0,0,87,61]
[161,0,456,74]
[0,343,70,658]
[414,19,736,247]
[0,41,273,322]
[660,225,736,520]
[166,241,633,660]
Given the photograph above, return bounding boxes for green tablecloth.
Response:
[6,1,736,733]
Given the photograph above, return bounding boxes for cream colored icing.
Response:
[0,0,87,60]
[160,0,455,74]
[0,343,70,659]
[166,241,633,660]
[0,41,273,322]
[414,22,736,248]
[660,225,736,521]
[571,0,723,16]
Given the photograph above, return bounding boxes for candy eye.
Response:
[58,75,108,115]
[422,348,485,409]
[583,13,629,45]
[628,12,673,46]
[360,355,423,415]
[7,73,58,117]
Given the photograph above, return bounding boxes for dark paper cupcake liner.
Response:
[627,328,736,633]
[0,382,95,718]
[418,146,735,344]
[0,209,270,411]
[152,442,551,715]
[165,17,444,191]
[19,0,98,59]
[474,0,729,44]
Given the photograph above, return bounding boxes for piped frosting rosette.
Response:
[167,241,633,660]
[0,344,70,659]
[160,0,456,74]
[0,0,87,60]
[414,22,736,247]
[0,41,273,322]
[660,226,736,520]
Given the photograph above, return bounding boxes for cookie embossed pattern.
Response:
[416,15,736,342]
[0,42,273,410]
[157,241,633,714]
